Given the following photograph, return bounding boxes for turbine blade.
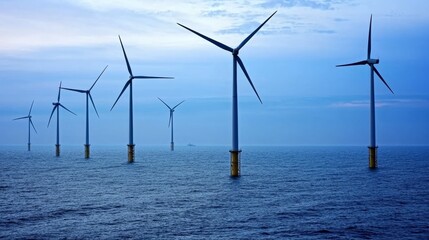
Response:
[47,106,57,127]
[372,66,394,94]
[133,76,174,79]
[88,93,99,118]
[59,104,77,115]
[90,65,108,91]
[237,11,277,51]
[30,119,37,133]
[111,80,131,111]
[168,112,172,127]
[13,116,29,120]
[29,100,34,115]
[158,97,172,110]
[172,100,185,110]
[177,23,233,52]
[336,60,368,67]
[61,87,86,93]
[236,56,262,104]
[58,81,62,101]
[368,14,372,59]
[118,35,133,77]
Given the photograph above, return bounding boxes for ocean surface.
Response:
[0,145,428,239]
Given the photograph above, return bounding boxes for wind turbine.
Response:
[177,11,277,177]
[158,98,185,151]
[48,82,76,157]
[61,65,108,159]
[336,15,394,168]
[13,100,37,151]
[111,35,173,163]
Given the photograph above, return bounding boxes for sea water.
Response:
[1,145,428,239]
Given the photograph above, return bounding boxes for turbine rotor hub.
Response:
[232,48,239,56]
[367,58,379,64]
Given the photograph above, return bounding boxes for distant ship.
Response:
[187,143,196,147]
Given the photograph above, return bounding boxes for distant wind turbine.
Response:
[158,98,185,151]
[61,65,108,159]
[177,11,277,177]
[336,15,394,168]
[111,35,173,163]
[48,82,76,157]
[13,100,37,151]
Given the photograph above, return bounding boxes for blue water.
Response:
[0,146,428,239]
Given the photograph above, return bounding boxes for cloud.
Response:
[333,17,348,22]
[331,98,429,108]
[259,0,350,10]
[1,0,395,58]
[201,9,230,17]
[217,20,274,35]
[312,29,336,34]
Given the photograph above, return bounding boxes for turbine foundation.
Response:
[230,150,241,177]
[84,144,90,159]
[28,143,31,151]
[170,142,174,151]
[368,146,378,168]
[128,144,135,163]
[55,144,60,157]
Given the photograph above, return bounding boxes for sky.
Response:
[1,0,428,148]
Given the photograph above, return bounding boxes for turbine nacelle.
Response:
[367,58,379,64]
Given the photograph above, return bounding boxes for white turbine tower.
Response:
[178,11,277,177]
[48,82,76,157]
[111,35,173,163]
[158,98,185,151]
[61,65,108,158]
[13,100,37,151]
[336,15,394,168]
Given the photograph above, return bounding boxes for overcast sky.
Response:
[1,0,428,148]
